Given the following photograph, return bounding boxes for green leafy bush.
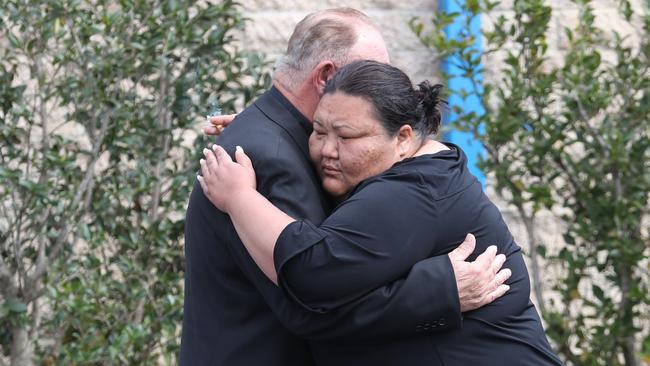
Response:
[412,0,650,364]
[0,0,269,364]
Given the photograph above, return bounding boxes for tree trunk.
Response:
[520,210,546,315]
[10,325,33,366]
[619,264,639,366]
[622,336,638,366]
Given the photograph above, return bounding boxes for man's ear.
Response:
[312,60,337,95]
[396,125,415,157]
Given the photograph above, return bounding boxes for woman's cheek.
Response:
[339,148,363,185]
[346,146,382,184]
[309,136,323,163]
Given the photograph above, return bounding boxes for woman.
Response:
[198,60,562,365]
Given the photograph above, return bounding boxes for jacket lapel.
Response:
[253,88,311,159]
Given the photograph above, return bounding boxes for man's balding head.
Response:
[275,8,390,90]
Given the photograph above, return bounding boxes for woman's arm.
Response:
[198,144,293,283]
[198,144,469,339]
[272,175,441,310]
[200,144,509,312]
[200,144,439,308]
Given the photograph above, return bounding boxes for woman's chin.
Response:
[323,179,351,198]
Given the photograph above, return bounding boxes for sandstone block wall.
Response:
[237,0,440,85]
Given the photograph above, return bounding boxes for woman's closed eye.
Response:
[313,132,326,140]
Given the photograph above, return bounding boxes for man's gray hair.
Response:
[275,8,379,89]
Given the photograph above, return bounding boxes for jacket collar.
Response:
[253,86,312,158]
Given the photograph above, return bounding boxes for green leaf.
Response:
[592,285,605,303]
[5,298,27,313]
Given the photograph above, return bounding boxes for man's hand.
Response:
[203,114,237,136]
[448,234,512,312]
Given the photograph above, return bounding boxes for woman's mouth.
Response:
[321,164,340,176]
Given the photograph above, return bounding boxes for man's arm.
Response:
[220,208,507,341]
[292,237,509,340]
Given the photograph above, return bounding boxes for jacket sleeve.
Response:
[221,146,461,341]
[273,172,455,312]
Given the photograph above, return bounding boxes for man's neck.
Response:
[272,79,317,122]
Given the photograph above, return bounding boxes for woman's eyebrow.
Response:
[332,122,359,131]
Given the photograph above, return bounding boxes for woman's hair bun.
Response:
[416,81,446,135]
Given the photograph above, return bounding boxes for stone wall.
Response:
[237,0,440,85]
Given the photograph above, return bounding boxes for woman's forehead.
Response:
[315,92,377,126]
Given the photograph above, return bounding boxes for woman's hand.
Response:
[203,114,237,136]
[198,145,256,213]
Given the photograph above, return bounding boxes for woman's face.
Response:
[309,92,402,197]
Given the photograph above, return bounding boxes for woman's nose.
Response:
[321,136,338,159]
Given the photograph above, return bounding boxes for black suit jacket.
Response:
[180,87,461,366]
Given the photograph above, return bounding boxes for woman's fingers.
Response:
[197,144,256,211]
[235,146,252,168]
[200,156,209,177]
[197,174,207,193]
[202,148,219,175]
[201,149,219,168]
[201,145,239,182]
[212,144,233,165]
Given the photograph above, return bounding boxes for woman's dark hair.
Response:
[323,60,445,136]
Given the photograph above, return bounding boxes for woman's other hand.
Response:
[203,114,237,136]
[198,145,256,213]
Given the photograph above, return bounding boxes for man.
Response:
[181,8,510,365]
